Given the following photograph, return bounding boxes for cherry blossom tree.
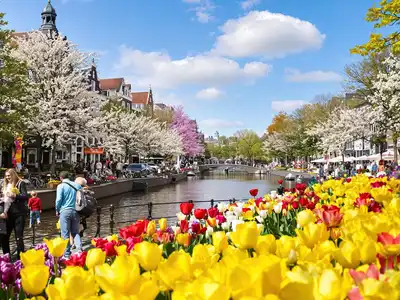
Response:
[171,106,204,157]
[367,53,400,163]
[307,106,372,160]
[99,107,182,160]
[11,31,103,172]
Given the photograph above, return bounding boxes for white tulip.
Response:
[273,203,282,214]
[176,212,186,221]
[206,226,214,238]
[231,220,244,232]
[221,222,230,231]
[217,202,227,212]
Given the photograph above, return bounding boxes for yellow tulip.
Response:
[334,240,361,269]
[156,251,193,291]
[86,248,106,269]
[46,266,98,299]
[279,269,315,300]
[230,221,259,249]
[276,236,297,258]
[44,237,68,258]
[255,234,276,255]
[296,223,329,249]
[146,220,156,236]
[359,239,378,264]
[212,231,228,253]
[106,235,119,242]
[21,249,45,267]
[134,241,162,271]
[21,265,49,296]
[95,255,141,295]
[176,233,191,247]
[26,297,46,300]
[115,244,128,256]
[296,209,316,227]
[159,218,167,232]
[317,269,352,300]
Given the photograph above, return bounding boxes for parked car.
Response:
[146,163,160,173]
[126,163,149,177]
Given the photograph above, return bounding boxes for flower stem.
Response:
[54,258,59,277]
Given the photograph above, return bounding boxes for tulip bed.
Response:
[3,174,400,299]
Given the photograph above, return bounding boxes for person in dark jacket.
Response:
[1,168,28,258]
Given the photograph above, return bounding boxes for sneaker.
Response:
[37,221,41,225]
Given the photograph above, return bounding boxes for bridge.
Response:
[198,164,267,174]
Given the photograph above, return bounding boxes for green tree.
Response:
[351,0,400,55]
[0,13,30,145]
[235,130,263,163]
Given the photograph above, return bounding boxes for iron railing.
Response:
[11,198,248,253]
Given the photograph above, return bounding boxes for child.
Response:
[0,183,19,219]
[28,191,42,228]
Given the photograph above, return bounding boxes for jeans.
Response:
[30,211,41,225]
[60,209,82,256]
[1,214,25,258]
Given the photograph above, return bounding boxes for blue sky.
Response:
[2,0,377,137]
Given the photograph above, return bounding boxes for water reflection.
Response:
[27,173,294,246]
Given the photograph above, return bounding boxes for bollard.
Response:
[210,199,214,208]
[147,202,153,220]
[109,204,115,235]
[95,206,102,237]
[32,223,36,246]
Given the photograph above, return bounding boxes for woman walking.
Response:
[1,169,29,258]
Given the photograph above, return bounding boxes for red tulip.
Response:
[255,197,264,208]
[349,264,379,285]
[126,236,143,253]
[249,189,259,197]
[208,207,219,218]
[299,197,309,207]
[242,207,251,213]
[345,178,352,183]
[103,240,120,257]
[64,251,87,267]
[371,181,386,188]
[180,202,194,215]
[377,232,400,246]
[119,221,146,239]
[180,219,189,233]
[291,201,299,209]
[216,214,226,224]
[191,222,201,234]
[320,209,343,228]
[194,208,207,220]
[277,179,283,185]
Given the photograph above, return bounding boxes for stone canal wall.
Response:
[32,173,188,210]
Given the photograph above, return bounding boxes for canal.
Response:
[17,173,297,249]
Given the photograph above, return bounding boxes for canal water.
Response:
[15,173,297,250]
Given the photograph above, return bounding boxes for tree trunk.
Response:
[37,136,43,173]
[393,134,398,165]
[50,140,57,174]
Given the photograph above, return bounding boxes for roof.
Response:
[131,92,149,105]
[99,78,123,90]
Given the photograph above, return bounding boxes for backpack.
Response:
[64,182,97,218]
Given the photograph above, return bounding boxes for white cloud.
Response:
[271,100,308,112]
[114,45,271,89]
[196,87,224,100]
[183,0,215,23]
[241,0,261,10]
[213,11,325,58]
[199,119,244,128]
[285,68,342,82]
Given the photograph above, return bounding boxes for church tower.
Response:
[40,0,58,34]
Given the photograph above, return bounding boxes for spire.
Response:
[40,0,58,34]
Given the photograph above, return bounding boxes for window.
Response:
[27,148,37,165]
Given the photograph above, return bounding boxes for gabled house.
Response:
[99,78,133,111]
[131,87,154,111]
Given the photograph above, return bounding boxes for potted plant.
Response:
[47,179,61,189]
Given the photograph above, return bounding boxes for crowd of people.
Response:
[0,168,94,259]
[317,160,397,179]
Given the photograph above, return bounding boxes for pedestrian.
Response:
[28,191,42,228]
[1,169,29,258]
[95,160,102,177]
[70,177,88,250]
[55,171,83,258]
[116,160,123,178]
